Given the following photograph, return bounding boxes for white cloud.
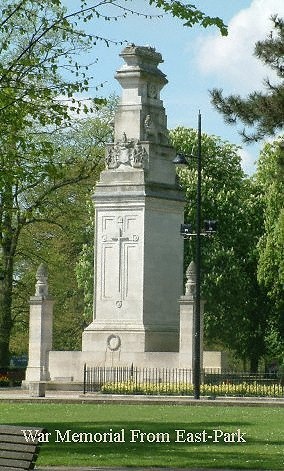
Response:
[238,147,258,175]
[196,0,284,92]
[56,94,96,120]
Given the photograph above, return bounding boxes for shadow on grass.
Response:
[7,420,284,470]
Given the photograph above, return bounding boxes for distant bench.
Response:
[0,425,45,470]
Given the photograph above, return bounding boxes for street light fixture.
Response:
[173,112,216,400]
[172,153,188,165]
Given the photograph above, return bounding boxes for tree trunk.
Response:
[249,353,259,373]
[0,179,18,368]
[0,261,13,368]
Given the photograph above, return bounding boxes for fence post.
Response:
[83,364,86,394]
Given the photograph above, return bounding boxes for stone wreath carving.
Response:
[106,133,148,170]
[107,334,121,351]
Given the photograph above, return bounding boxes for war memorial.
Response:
[24,45,225,391]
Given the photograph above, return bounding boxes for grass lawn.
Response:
[0,402,283,469]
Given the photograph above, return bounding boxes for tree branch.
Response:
[0,0,27,29]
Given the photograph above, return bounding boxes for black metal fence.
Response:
[83,365,284,398]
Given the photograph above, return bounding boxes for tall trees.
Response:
[170,127,270,370]
[0,0,90,366]
[255,139,284,362]
[9,111,113,356]
[0,117,106,365]
[209,14,284,366]
[210,15,284,142]
[0,0,227,366]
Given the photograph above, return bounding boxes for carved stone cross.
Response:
[102,217,139,308]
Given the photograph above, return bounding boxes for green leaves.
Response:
[256,139,284,314]
[210,16,284,142]
[149,0,227,35]
[170,126,272,369]
[0,0,227,364]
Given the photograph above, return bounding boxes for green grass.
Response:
[0,403,283,469]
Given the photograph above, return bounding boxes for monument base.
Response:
[44,350,228,386]
[82,322,179,354]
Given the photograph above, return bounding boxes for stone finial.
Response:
[115,44,168,95]
[119,44,163,69]
[185,261,196,297]
[116,44,167,92]
[35,263,48,297]
[113,44,169,146]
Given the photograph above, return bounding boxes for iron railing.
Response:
[83,365,284,398]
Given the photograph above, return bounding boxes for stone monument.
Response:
[82,44,185,362]
[24,45,227,388]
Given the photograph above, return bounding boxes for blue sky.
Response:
[64,0,284,175]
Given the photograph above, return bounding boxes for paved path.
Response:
[1,387,284,406]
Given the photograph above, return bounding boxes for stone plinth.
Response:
[178,262,204,369]
[25,264,53,384]
[28,382,46,397]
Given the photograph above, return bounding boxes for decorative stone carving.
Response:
[100,215,140,308]
[143,113,169,144]
[133,141,147,168]
[144,114,154,140]
[107,334,121,351]
[35,263,48,297]
[147,83,158,99]
[185,261,196,298]
[106,133,148,170]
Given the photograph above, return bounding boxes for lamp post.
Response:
[173,111,202,399]
[194,111,202,400]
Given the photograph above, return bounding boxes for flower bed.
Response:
[0,368,25,387]
[101,380,284,398]
[0,374,9,387]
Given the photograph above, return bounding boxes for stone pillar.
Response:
[82,45,185,360]
[179,261,204,370]
[24,264,53,392]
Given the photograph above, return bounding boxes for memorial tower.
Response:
[82,45,185,363]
